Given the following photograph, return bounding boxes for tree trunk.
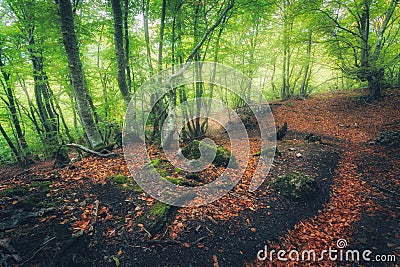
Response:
[111,0,131,106]
[27,29,60,157]
[142,0,154,75]
[367,68,384,98]
[300,29,313,97]
[58,0,104,149]
[358,0,371,82]
[0,51,31,163]
[123,0,132,95]
[158,0,167,73]
[281,0,289,99]
[0,123,21,162]
[150,0,167,142]
[366,0,397,98]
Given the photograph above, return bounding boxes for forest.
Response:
[0,0,399,266]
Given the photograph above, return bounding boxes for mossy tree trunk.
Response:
[58,0,104,149]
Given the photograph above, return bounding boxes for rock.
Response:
[305,133,321,143]
[181,140,237,168]
[270,171,317,201]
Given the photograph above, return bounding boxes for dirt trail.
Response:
[255,89,400,266]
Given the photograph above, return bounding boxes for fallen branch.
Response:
[66,143,116,157]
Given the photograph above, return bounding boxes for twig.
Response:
[140,225,152,238]
[191,236,206,245]
[21,237,56,266]
[362,97,380,107]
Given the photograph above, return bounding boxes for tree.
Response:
[0,47,31,164]
[110,0,131,106]
[320,0,399,98]
[58,0,104,149]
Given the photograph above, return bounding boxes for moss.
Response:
[23,181,57,209]
[181,140,203,160]
[137,201,173,234]
[270,171,317,201]
[163,176,181,185]
[149,201,169,216]
[107,174,143,192]
[149,158,161,167]
[30,180,52,189]
[174,167,183,174]
[0,187,28,197]
[181,140,237,168]
[252,146,281,157]
[108,174,131,185]
[162,176,195,187]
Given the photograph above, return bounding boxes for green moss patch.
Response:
[0,181,58,210]
[181,140,237,168]
[252,146,281,157]
[107,174,142,192]
[270,171,317,201]
[0,187,28,198]
[137,201,174,234]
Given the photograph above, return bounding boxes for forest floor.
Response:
[1,88,399,267]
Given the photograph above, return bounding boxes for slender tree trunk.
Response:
[281,1,289,99]
[58,0,104,149]
[0,123,21,162]
[0,51,32,163]
[27,28,60,156]
[123,0,132,94]
[17,74,43,136]
[201,16,227,134]
[142,0,153,75]
[358,0,370,81]
[150,0,167,141]
[300,29,313,97]
[111,0,131,106]
[158,0,167,73]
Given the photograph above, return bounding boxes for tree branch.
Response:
[166,0,235,86]
[66,143,116,157]
[318,8,361,39]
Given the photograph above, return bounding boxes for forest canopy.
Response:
[0,0,399,164]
